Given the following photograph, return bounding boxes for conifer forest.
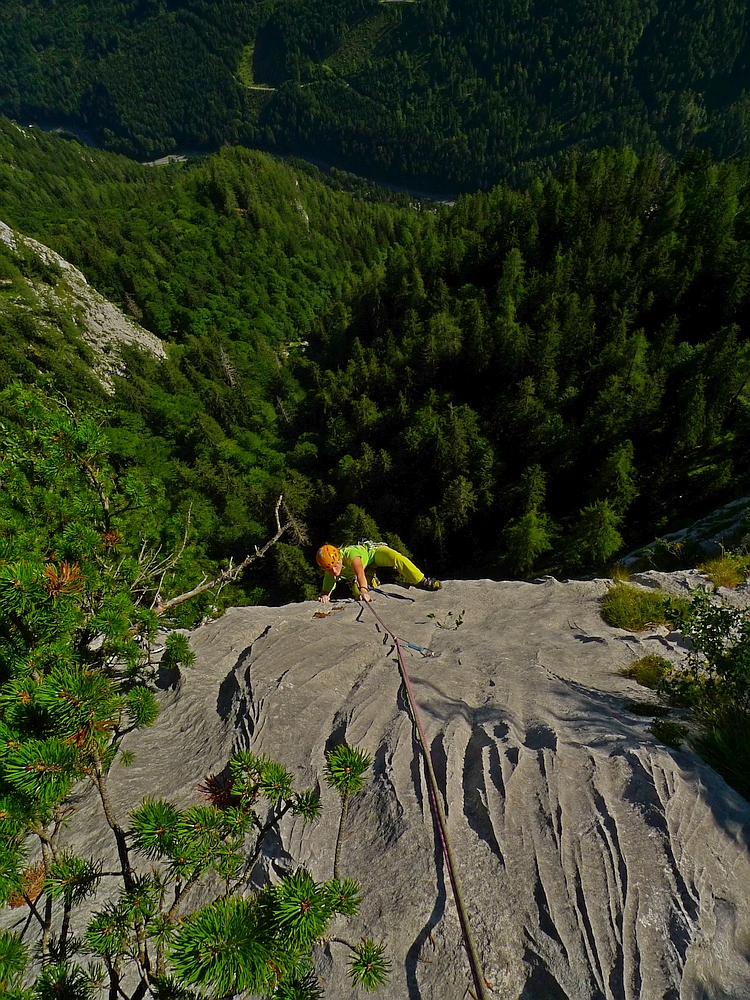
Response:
[2,0,750,188]
[1,122,748,603]
[1,0,750,996]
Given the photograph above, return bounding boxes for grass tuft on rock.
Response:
[649,718,688,749]
[608,562,631,582]
[621,653,671,689]
[698,551,750,590]
[601,584,690,631]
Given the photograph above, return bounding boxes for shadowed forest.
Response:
[1,0,750,188]
[2,7,750,996]
[1,120,749,612]
[0,11,750,1000]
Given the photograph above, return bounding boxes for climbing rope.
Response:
[362,599,490,1000]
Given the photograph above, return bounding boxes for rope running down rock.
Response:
[363,599,491,1000]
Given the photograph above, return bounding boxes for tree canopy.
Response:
[0,385,388,999]
[1,122,749,588]
[1,0,750,188]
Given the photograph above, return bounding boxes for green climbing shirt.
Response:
[321,544,376,594]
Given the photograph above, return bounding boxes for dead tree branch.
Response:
[152,495,293,617]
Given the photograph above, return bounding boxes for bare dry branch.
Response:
[152,495,295,617]
[281,498,309,545]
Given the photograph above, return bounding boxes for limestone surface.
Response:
[7,578,750,999]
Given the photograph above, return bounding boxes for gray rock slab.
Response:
[6,578,750,999]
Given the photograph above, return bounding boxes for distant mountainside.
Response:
[0,219,165,392]
[1,0,749,189]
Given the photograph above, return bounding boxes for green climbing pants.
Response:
[353,546,425,596]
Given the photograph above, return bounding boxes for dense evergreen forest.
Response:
[1,120,749,610]
[1,0,750,189]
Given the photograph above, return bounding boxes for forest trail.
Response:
[84,576,750,1000]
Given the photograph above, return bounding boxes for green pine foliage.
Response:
[324,744,372,799]
[0,931,28,992]
[0,385,387,996]
[160,634,196,674]
[1,0,750,189]
[349,939,391,992]
[31,962,94,1000]
[2,102,750,988]
[298,149,750,579]
[325,745,372,880]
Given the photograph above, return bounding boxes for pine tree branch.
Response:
[28,824,55,959]
[133,507,193,603]
[30,820,52,846]
[79,457,112,532]
[130,980,149,1000]
[59,892,72,962]
[103,953,123,1000]
[90,750,135,893]
[42,892,53,961]
[21,891,47,934]
[166,867,203,922]
[86,772,153,988]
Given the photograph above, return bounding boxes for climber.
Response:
[316,543,441,603]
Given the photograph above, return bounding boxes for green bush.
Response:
[621,653,671,689]
[664,588,750,714]
[660,588,750,800]
[649,718,688,749]
[693,710,750,800]
[601,584,690,631]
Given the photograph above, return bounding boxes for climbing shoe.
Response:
[418,576,441,591]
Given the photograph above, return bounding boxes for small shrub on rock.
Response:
[649,718,688,749]
[660,587,750,800]
[664,588,750,715]
[621,654,671,689]
[698,551,750,590]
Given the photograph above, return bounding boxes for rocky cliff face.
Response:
[0,219,165,388]
[7,577,750,999]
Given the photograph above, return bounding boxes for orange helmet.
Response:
[316,544,341,570]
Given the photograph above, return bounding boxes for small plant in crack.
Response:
[327,934,390,993]
[426,608,465,630]
[349,938,391,991]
